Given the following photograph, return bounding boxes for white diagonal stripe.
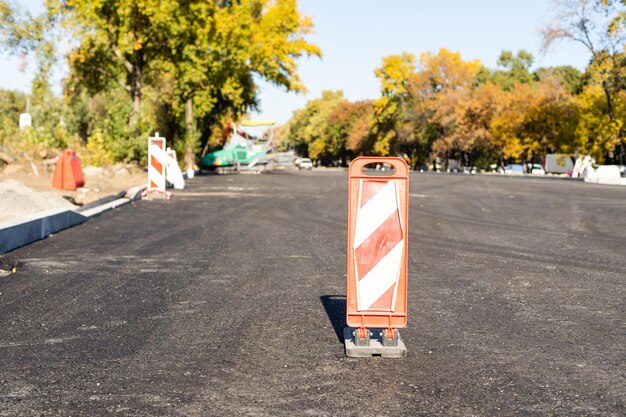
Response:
[148,166,163,180]
[357,240,404,310]
[353,180,398,249]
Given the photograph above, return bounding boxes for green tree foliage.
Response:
[2,1,625,169]
[50,0,185,129]
[0,0,67,153]
[0,0,320,165]
[0,89,26,145]
[490,50,535,91]
[283,90,345,161]
[543,0,626,162]
[371,53,417,157]
[0,0,54,88]
[166,0,321,169]
[63,84,155,164]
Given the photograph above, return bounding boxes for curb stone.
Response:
[0,182,147,254]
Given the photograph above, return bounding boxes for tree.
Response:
[283,90,345,161]
[0,1,56,103]
[169,0,321,169]
[0,1,69,151]
[371,49,483,166]
[419,48,482,91]
[543,0,626,162]
[371,53,417,157]
[534,65,584,94]
[490,80,580,167]
[52,0,320,165]
[519,81,580,159]
[419,49,482,167]
[575,84,624,161]
[51,0,179,129]
[490,50,535,91]
[0,1,52,74]
[326,100,374,162]
[450,83,505,167]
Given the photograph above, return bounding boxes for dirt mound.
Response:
[0,161,146,207]
[0,179,76,225]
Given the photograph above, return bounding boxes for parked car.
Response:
[298,158,313,170]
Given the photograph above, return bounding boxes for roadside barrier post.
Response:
[165,148,186,190]
[142,132,172,200]
[345,157,409,358]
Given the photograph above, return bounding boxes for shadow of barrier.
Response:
[320,295,347,343]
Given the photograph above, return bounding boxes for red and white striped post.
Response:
[142,132,171,200]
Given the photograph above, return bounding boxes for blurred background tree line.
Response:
[0,0,624,171]
[0,0,319,168]
[281,0,626,169]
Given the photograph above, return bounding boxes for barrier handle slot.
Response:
[348,156,409,179]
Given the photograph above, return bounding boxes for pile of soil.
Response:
[0,162,146,225]
[0,163,145,201]
[0,179,76,224]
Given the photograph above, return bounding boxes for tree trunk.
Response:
[129,63,142,129]
[602,81,615,123]
[184,97,196,172]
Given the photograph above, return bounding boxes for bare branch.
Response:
[540,0,625,57]
[111,44,134,75]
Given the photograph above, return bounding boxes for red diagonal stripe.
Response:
[360,180,386,207]
[367,282,396,311]
[151,155,163,173]
[354,209,403,280]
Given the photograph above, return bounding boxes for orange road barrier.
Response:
[346,157,409,356]
[166,148,176,166]
[148,133,166,192]
[142,132,171,200]
[52,150,85,191]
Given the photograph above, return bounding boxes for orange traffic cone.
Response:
[52,150,85,191]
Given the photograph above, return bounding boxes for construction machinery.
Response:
[201,120,276,173]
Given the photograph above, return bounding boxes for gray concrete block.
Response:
[344,327,407,358]
[126,185,147,201]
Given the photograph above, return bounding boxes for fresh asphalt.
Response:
[0,170,624,416]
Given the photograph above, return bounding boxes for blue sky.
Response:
[3,0,590,124]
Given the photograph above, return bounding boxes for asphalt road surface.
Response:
[1,170,624,416]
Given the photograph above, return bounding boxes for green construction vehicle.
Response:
[201,120,276,173]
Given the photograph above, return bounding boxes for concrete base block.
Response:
[127,185,147,201]
[344,328,407,358]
